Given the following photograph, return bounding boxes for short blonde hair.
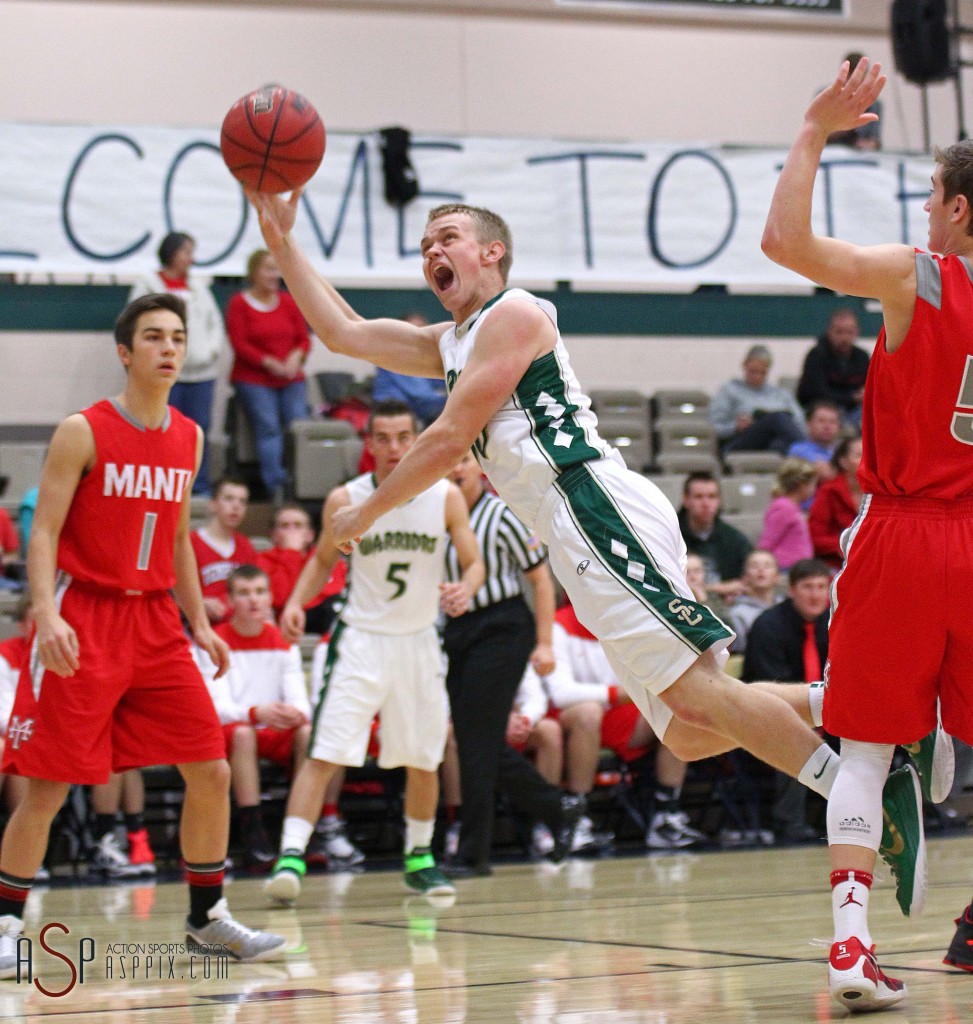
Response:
[772,457,816,497]
[427,203,513,282]
[246,248,272,283]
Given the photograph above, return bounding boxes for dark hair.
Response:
[213,476,250,499]
[806,400,841,420]
[828,306,858,328]
[274,502,311,525]
[682,470,721,497]
[830,434,862,471]
[367,399,419,435]
[934,139,973,236]
[158,231,194,269]
[114,292,187,351]
[788,557,831,586]
[227,563,268,593]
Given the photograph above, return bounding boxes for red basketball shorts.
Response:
[222,723,300,768]
[824,495,973,746]
[601,703,651,762]
[2,582,225,785]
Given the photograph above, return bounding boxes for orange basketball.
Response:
[220,86,325,193]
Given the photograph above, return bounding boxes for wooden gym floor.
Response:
[4,834,973,1022]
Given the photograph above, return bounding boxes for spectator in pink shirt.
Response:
[758,458,816,571]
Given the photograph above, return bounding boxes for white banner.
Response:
[0,122,933,288]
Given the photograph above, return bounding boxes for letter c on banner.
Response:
[647,149,737,270]
[164,141,248,267]
[62,134,151,261]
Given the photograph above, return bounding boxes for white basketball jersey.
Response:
[438,288,613,530]
[340,473,450,635]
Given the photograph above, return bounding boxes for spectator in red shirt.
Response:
[808,436,863,571]
[0,509,20,590]
[227,249,311,502]
[258,503,346,634]
[190,478,259,623]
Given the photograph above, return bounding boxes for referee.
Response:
[443,452,581,877]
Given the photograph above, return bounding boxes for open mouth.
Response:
[432,265,454,292]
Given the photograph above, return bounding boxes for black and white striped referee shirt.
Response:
[444,491,547,611]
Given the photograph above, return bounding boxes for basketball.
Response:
[220,86,326,193]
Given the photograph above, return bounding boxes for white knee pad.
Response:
[826,740,895,852]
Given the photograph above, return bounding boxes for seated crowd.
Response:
[0,302,964,881]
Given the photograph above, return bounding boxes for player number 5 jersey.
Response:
[340,474,450,635]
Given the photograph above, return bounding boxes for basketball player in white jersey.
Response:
[265,399,483,903]
[247,191,942,916]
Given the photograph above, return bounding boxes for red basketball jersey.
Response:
[58,400,197,591]
[190,530,260,602]
[859,251,973,500]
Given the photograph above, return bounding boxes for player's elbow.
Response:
[760,223,787,266]
[428,420,476,466]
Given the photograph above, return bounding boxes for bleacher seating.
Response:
[289,419,362,501]
[654,419,719,462]
[721,511,765,544]
[643,473,686,510]
[591,390,652,472]
[722,450,783,475]
[598,413,652,472]
[719,474,775,516]
[0,443,47,502]
[654,450,721,476]
[651,388,711,421]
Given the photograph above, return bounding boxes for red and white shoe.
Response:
[829,936,906,1012]
[127,829,157,877]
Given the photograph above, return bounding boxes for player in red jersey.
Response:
[191,477,259,623]
[0,293,285,976]
[763,59,964,1010]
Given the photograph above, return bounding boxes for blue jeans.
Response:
[234,379,309,494]
[170,379,216,496]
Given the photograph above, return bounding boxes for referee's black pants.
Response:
[443,596,565,869]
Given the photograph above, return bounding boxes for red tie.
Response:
[803,620,822,683]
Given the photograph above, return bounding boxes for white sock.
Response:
[832,869,873,946]
[826,740,893,850]
[808,681,825,728]
[280,816,315,856]
[798,743,840,798]
[404,816,435,854]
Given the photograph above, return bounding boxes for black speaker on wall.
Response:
[891,0,953,85]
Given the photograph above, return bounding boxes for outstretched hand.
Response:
[806,58,886,138]
[244,187,304,249]
[331,502,371,554]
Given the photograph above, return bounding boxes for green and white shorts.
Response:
[309,622,448,771]
[535,457,734,741]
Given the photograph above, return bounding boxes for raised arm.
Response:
[331,299,555,549]
[247,188,448,377]
[761,60,916,337]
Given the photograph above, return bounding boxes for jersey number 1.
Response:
[137,512,158,571]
